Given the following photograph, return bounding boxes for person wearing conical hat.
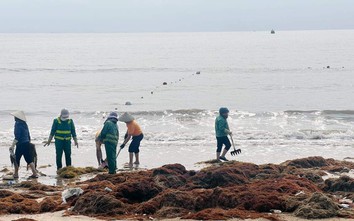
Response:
[44,109,78,170]
[119,113,144,166]
[96,112,119,174]
[10,111,39,179]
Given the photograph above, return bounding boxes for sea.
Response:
[0,30,354,183]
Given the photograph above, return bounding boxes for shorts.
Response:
[15,142,34,166]
[216,136,231,152]
[129,134,144,153]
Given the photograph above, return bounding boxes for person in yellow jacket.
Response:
[119,113,144,166]
[96,112,119,174]
[44,109,78,170]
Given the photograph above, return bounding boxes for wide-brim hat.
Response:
[118,112,135,123]
[11,111,27,122]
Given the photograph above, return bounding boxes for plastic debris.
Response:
[62,187,84,204]
[295,191,305,196]
[339,198,353,204]
[104,187,113,192]
[339,204,350,209]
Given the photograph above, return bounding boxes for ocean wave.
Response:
[2,109,354,118]
[284,129,353,140]
[322,110,354,115]
[285,110,354,116]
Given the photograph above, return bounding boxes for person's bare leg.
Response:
[129,153,134,166]
[221,148,229,158]
[14,164,19,179]
[29,163,39,177]
[134,153,140,164]
[221,149,229,158]
[216,152,221,161]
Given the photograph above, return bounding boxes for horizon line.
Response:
[0,28,353,34]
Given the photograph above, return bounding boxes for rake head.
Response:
[230,149,242,156]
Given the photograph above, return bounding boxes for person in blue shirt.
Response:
[10,111,38,179]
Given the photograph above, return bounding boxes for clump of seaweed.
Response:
[57,166,104,179]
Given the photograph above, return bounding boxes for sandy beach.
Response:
[1,156,354,221]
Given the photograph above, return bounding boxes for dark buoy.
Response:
[327,66,330,69]
[196,71,201,75]
[151,91,154,94]
[271,29,275,34]
[125,101,132,106]
[163,82,167,85]
[115,108,118,110]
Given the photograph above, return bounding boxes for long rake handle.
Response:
[229,135,237,151]
[116,148,122,158]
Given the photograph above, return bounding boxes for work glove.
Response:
[74,138,79,148]
[120,144,125,149]
[44,136,53,147]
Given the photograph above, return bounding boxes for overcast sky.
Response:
[0,0,353,33]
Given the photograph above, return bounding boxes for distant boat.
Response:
[271,30,275,34]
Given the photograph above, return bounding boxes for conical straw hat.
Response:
[118,112,134,123]
[10,111,27,122]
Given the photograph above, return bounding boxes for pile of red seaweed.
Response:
[1,156,354,220]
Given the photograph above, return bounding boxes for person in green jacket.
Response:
[215,107,232,161]
[96,112,119,174]
[44,109,78,170]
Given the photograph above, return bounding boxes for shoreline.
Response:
[1,156,354,220]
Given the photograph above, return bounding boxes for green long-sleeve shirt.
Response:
[215,115,230,137]
[98,119,119,146]
[50,118,77,141]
